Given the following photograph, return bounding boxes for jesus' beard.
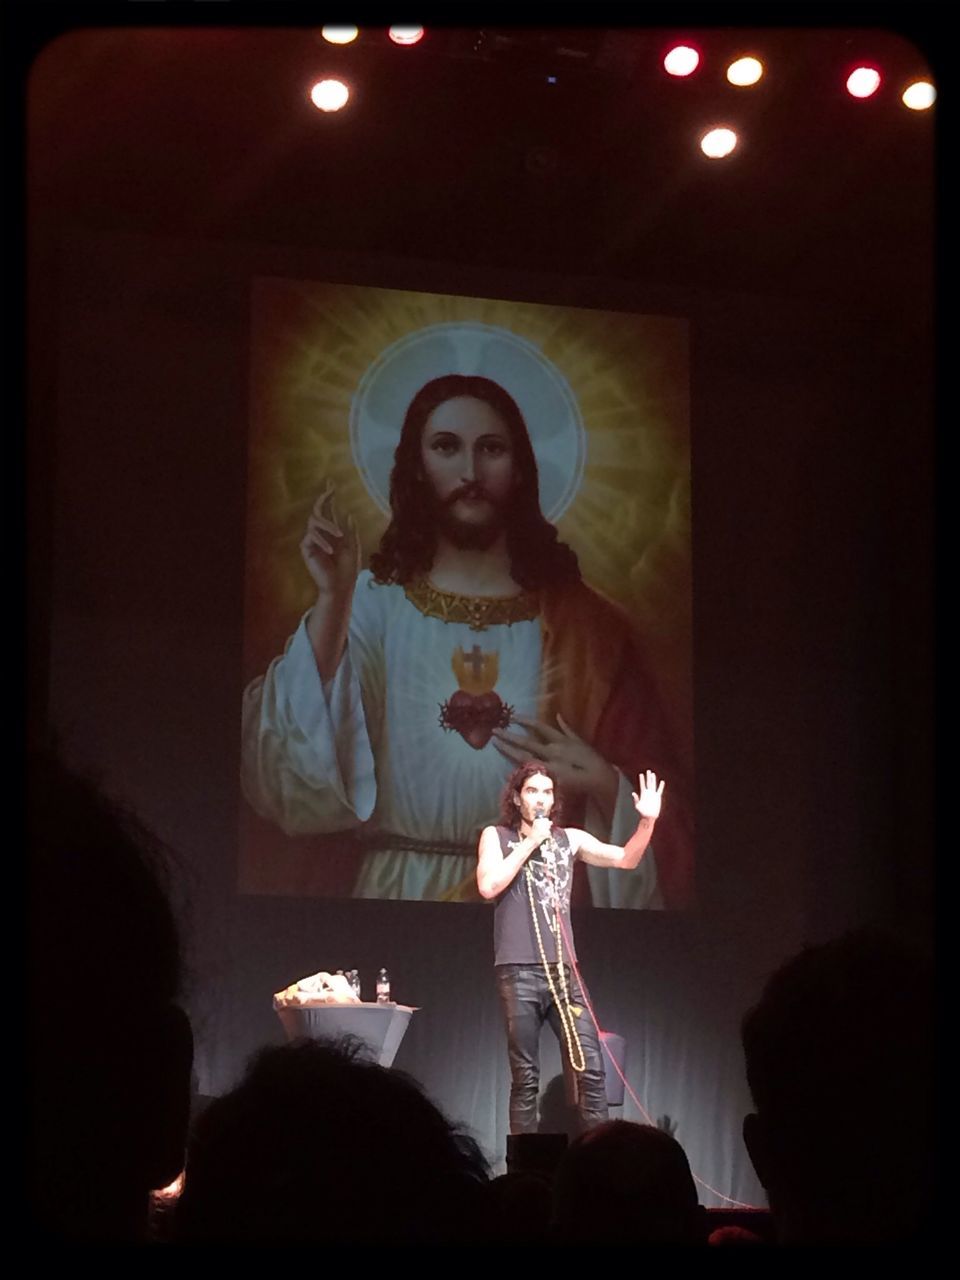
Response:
[435,507,506,551]
[429,485,509,551]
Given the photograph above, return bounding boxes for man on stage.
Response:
[477,759,664,1135]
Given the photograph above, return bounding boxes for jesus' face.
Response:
[420,395,516,549]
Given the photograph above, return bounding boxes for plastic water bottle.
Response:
[376,968,391,1004]
[346,969,361,1000]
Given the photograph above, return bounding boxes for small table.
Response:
[274,1001,417,1068]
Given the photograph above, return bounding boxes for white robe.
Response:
[242,571,661,906]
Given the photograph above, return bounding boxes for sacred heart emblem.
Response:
[439,689,514,750]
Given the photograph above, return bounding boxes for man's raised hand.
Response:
[632,770,665,820]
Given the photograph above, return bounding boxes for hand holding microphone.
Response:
[530,805,553,848]
[529,807,557,874]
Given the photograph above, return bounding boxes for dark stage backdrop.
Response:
[30,225,933,1199]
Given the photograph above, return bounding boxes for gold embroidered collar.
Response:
[403,577,540,631]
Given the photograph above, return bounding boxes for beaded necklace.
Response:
[524,834,586,1074]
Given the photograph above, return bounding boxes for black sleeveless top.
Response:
[493,824,578,966]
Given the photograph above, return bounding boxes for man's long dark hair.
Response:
[498,759,564,829]
[369,374,581,590]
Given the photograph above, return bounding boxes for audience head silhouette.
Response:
[483,1169,553,1245]
[741,926,934,1244]
[28,748,193,1241]
[174,1036,489,1243]
[550,1119,705,1245]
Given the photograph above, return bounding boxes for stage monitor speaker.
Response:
[506,1132,568,1177]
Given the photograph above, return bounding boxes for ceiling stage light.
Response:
[321,26,359,46]
[727,56,763,87]
[902,80,936,110]
[846,67,881,98]
[310,79,350,112]
[700,127,738,159]
[389,26,425,46]
[664,46,700,77]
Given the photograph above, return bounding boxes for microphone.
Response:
[532,806,556,866]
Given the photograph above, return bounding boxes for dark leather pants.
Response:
[495,963,608,1135]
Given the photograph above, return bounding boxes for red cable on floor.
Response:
[555,909,760,1210]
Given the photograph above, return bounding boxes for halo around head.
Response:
[349,322,586,521]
